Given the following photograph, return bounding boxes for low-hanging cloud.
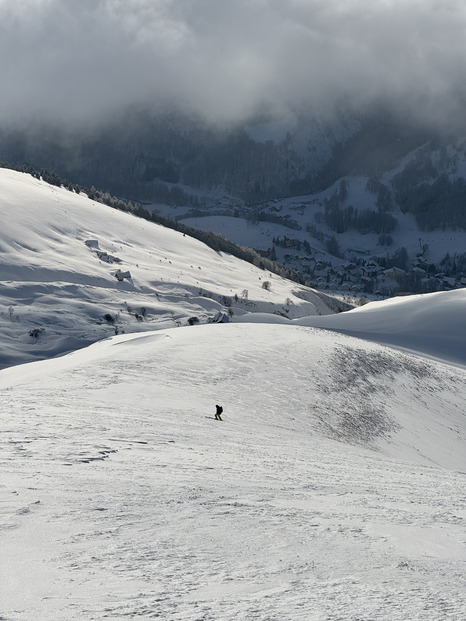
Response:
[1,0,466,129]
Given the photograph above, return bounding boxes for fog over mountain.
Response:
[2,0,466,129]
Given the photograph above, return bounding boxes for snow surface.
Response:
[1,169,465,620]
[295,289,466,367]
[1,323,465,620]
[0,168,336,369]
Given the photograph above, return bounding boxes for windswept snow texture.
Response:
[1,323,465,621]
[0,168,336,369]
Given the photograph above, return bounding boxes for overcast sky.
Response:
[1,0,466,128]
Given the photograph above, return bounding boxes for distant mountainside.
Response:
[0,107,437,204]
[176,144,466,298]
[1,107,359,203]
[1,107,465,296]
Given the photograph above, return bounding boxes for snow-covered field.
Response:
[1,169,465,620]
[1,322,465,620]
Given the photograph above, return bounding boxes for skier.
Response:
[215,404,223,420]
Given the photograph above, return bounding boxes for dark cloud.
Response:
[1,0,466,128]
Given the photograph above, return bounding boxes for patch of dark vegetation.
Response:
[29,327,45,338]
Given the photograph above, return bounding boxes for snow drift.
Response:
[295,289,466,366]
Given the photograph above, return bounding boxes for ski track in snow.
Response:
[1,324,465,621]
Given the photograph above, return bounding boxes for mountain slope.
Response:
[3,112,466,297]
[1,321,465,620]
[1,167,465,620]
[295,289,466,367]
[153,138,466,296]
[0,168,339,368]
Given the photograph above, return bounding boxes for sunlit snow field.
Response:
[2,322,465,620]
[1,170,465,620]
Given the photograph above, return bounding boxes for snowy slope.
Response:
[1,167,465,621]
[1,322,465,620]
[295,289,466,367]
[0,168,338,369]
